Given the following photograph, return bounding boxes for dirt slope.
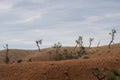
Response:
[0,54,119,80]
[0,44,119,80]
[0,49,37,63]
[0,43,120,63]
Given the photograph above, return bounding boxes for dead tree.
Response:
[3,44,9,64]
[89,38,94,48]
[97,40,101,48]
[53,42,62,54]
[36,39,42,52]
[108,29,117,48]
[74,36,86,56]
[74,36,83,51]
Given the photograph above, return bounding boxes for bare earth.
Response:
[0,44,120,80]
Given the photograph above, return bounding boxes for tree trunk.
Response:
[89,41,91,48]
[37,44,40,52]
[5,45,9,64]
[108,40,113,48]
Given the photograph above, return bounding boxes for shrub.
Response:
[83,56,90,59]
[54,54,63,61]
[73,55,79,59]
[107,50,111,53]
[92,67,106,80]
[112,69,120,76]
[107,74,117,80]
[17,59,22,63]
[107,69,120,80]
[28,58,32,62]
[65,54,74,59]
[92,67,120,80]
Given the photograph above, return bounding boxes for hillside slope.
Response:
[0,44,120,63]
[0,53,119,80]
[0,44,119,80]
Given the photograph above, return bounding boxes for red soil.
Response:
[0,44,120,80]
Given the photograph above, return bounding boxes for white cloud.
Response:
[8,39,34,45]
[30,0,46,3]
[105,13,120,18]
[0,2,12,12]
[0,0,120,49]
[82,13,120,23]
[7,15,42,24]
[0,0,24,12]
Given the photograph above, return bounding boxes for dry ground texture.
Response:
[0,44,120,80]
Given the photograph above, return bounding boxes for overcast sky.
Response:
[0,0,120,50]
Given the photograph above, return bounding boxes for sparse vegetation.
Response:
[54,54,63,61]
[53,42,63,60]
[92,67,120,80]
[17,59,22,63]
[0,0,119,79]
[107,50,111,53]
[108,29,117,48]
[36,39,42,52]
[83,56,90,59]
[54,49,79,60]
[48,51,52,60]
[63,49,71,59]
[97,40,101,48]
[89,38,94,48]
[74,36,87,57]
[92,67,109,80]
[92,68,103,80]
[74,36,83,51]
[53,42,62,54]
[3,44,9,64]
[28,58,32,62]
[0,43,119,80]
[107,69,120,80]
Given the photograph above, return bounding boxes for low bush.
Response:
[107,69,120,80]
[28,58,32,62]
[83,56,90,59]
[17,59,22,63]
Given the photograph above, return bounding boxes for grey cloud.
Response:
[0,0,120,49]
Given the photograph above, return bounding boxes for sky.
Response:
[0,0,120,50]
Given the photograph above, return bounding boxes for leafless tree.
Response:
[89,38,94,48]
[3,44,9,64]
[74,36,83,50]
[74,36,86,56]
[108,29,117,48]
[53,42,62,54]
[36,39,42,52]
[97,40,101,48]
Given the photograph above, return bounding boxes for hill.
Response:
[0,44,120,80]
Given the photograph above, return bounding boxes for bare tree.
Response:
[36,39,42,52]
[108,29,117,48]
[97,40,101,48]
[89,38,94,48]
[3,44,9,64]
[74,36,86,56]
[53,42,62,54]
[74,36,83,51]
